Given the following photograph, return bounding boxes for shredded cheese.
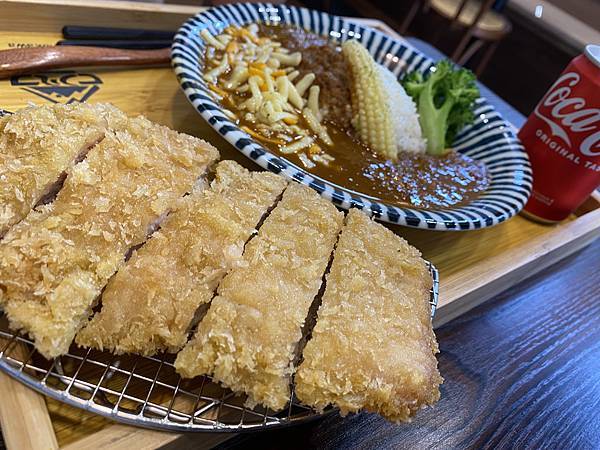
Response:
[201,24,335,164]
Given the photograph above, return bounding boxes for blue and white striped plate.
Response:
[171,3,532,231]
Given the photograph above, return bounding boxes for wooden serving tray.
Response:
[1,1,599,448]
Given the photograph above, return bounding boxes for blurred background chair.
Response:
[322,0,511,76]
[400,0,511,76]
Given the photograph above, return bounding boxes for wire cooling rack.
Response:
[0,263,438,432]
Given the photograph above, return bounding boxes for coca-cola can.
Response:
[519,44,600,223]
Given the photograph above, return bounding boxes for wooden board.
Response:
[0,1,599,448]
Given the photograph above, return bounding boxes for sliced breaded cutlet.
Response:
[76,160,287,356]
[175,183,344,411]
[0,103,128,236]
[0,114,219,359]
[295,209,442,423]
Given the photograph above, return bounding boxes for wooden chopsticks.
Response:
[0,25,178,79]
[0,46,171,79]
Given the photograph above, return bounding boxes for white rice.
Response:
[377,65,426,154]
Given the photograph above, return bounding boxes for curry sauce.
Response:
[211,24,489,210]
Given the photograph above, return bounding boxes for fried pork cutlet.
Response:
[175,183,343,411]
[295,209,442,423]
[0,114,219,359]
[0,103,127,236]
[76,160,287,355]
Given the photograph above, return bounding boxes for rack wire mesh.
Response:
[0,263,438,432]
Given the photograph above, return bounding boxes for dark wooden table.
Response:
[213,237,600,450]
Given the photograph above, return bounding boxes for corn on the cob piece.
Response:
[342,40,425,159]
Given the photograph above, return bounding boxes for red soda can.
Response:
[519,44,600,223]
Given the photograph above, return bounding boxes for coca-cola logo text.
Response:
[534,72,600,156]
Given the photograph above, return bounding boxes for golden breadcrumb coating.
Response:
[0,114,219,359]
[0,103,128,236]
[76,160,287,355]
[175,183,343,411]
[295,209,442,423]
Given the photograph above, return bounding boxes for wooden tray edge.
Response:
[434,193,600,326]
[0,0,202,32]
[0,344,58,450]
[4,0,200,13]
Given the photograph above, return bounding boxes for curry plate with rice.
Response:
[172,4,532,230]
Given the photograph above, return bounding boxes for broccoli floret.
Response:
[402,60,479,156]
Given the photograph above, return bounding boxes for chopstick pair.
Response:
[57,25,175,50]
[0,25,174,79]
